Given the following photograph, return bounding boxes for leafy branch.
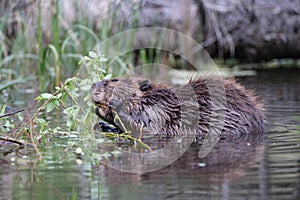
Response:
[1,51,152,158]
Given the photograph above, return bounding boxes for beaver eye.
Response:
[111,78,119,82]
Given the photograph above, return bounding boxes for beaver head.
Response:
[91,77,167,130]
[91,77,197,135]
[91,77,141,125]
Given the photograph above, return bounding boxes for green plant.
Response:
[1,0,132,94]
[0,104,15,132]
[0,52,151,160]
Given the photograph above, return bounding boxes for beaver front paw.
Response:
[93,121,121,133]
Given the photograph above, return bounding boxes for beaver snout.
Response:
[91,81,108,105]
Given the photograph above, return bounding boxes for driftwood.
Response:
[2,0,300,62]
[116,0,300,62]
[133,0,300,61]
[197,0,300,61]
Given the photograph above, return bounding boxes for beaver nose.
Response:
[92,80,108,89]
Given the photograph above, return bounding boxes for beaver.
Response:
[91,76,265,140]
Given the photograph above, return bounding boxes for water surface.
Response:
[1,69,300,199]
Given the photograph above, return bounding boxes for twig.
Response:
[93,101,152,150]
[14,88,62,139]
[61,83,87,115]
[0,136,32,146]
[94,131,152,151]
[111,110,129,133]
[0,109,25,118]
[58,97,152,150]
[29,116,42,159]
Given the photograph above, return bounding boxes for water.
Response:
[1,69,300,199]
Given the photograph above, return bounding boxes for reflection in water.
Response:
[1,69,300,199]
[94,138,265,200]
[0,143,93,200]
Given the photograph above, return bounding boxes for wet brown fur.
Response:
[91,77,265,140]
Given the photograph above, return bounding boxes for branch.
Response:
[0,109,25,119]
[0,136,32,146]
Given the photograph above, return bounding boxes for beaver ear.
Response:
[138,80,151,92]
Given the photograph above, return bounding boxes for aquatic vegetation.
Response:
[0,0,135,94]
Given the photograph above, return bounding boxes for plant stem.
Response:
[94,130,152,151]
[37,0,44,91]
[0,109,24,118]
[52,0,61,87]
[13,89,62,139]
[0,136,33,146]
[30,117,42,159]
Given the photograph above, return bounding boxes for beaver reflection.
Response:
[91,76,265,140]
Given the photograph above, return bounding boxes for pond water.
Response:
[1,68,300,200]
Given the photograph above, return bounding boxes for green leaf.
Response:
[36,118,48,126]
[36,135,44,141]
[78,78,90,86]
[36,95,43,101]
[87,101,94,107]
[0,104,6,114]
[46,100,57,112]
[99,57,108,62]
[46,44,59,63]
[73,108,80,116]
[67,118,76,131]
[54,99,60,106]
[89,51,98,58]
[80,84,92,91]
[41,93,53,99]
[83,56,91,61]
[97,68,106,73]
[64,77,77,85]
[66,81,75,91]
[104,74,112,79]
[61,92,69,103]
[18,114,23,121]
[4,121,15,128]
[56,93,62,99]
